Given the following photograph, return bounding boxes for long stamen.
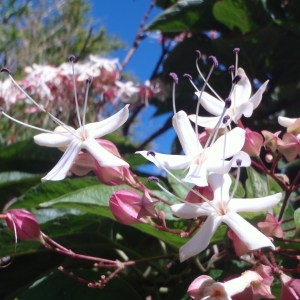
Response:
[229,159,242,201]
[82,77,92,127]
[1,110,54,134]
[233,48,240,76]
[69,55,82,128]
[1,69,76,136]
[195,56,218,137]
[169,73,178,115]
[195,51,223,102]
[148,176,184,203]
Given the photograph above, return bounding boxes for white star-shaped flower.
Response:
[190,68,269,128]
[171,173,282,262]
[137,110,250,186]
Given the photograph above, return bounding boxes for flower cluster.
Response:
[0,50,299,299]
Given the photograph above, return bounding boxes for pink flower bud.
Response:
[5,209,42,241]
[109,190,148,225]
[242,128,263,157]
[95,163,137,186]
[187,275,216,300]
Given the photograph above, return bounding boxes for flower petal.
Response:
[250,80,269,109]
[171,202,211,218]
[184,163,208,186]
[34,132,72,147]
[188,115,225,128]
[83,137,129,167]
[278,116,297,128]
[229,193,282,213]
[172,110,202,156]
[222,211,275,250]
[232,68,251,106]
[179,215,222,262]
[42,139,82,181]
[209,127,246,159]
[84,104,129,138]
[196,91,224,116]
[135,151,191,170]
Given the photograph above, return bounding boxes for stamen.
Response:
[183,73,199,93]
[70,56,82,128]
[195,54,223,102]
[0,67,11,74]
[222,115,231,124]
[170,72,178,114]
[148,176,159,183]
[224,98,231,108]
[195,55,219,137]
[228,65,235,80]
[195,50,201,60]
[148,176,184,202]
[229,159,242,200]
[233,47,240,75]
[3,73,76,136]
[1,110,57,134]
[208,55,219,68]
[232,75,241,84]
[147,150,156,156]
[82,77,92,128]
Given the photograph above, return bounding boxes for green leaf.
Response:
[212,0,254,33]
[147,0,217,32]
[246,167,268,198]
[294,207,300,231]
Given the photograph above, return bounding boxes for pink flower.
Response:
[277,133,300,162]
[257,213,284,238]
[227,229,249,256]
[5,209,42,241]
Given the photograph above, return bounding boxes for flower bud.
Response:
[109,190,148,225]
[5,209,42,241]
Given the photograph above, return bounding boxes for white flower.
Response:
[190,68,268,128]
[34,105,129,181]
[136,110,250,186]
[171,173,282,262]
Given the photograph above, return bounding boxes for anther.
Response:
[236,159,242,166]
[86,77,93,85]
[147,150,156,156]
[68,54,77,62]
[148,176,159,183]
[232,75,241,84]
[228,65,235,74]
[208,55,218,68]
[0,67,11,74]
[183,73,192,80]
[169,72,178,84]
[224,98,231,108]
[233,48,240,53]
[222,115,230,124]
[195,50,201,60]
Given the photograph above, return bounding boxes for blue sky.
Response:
[90,0,176,164]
